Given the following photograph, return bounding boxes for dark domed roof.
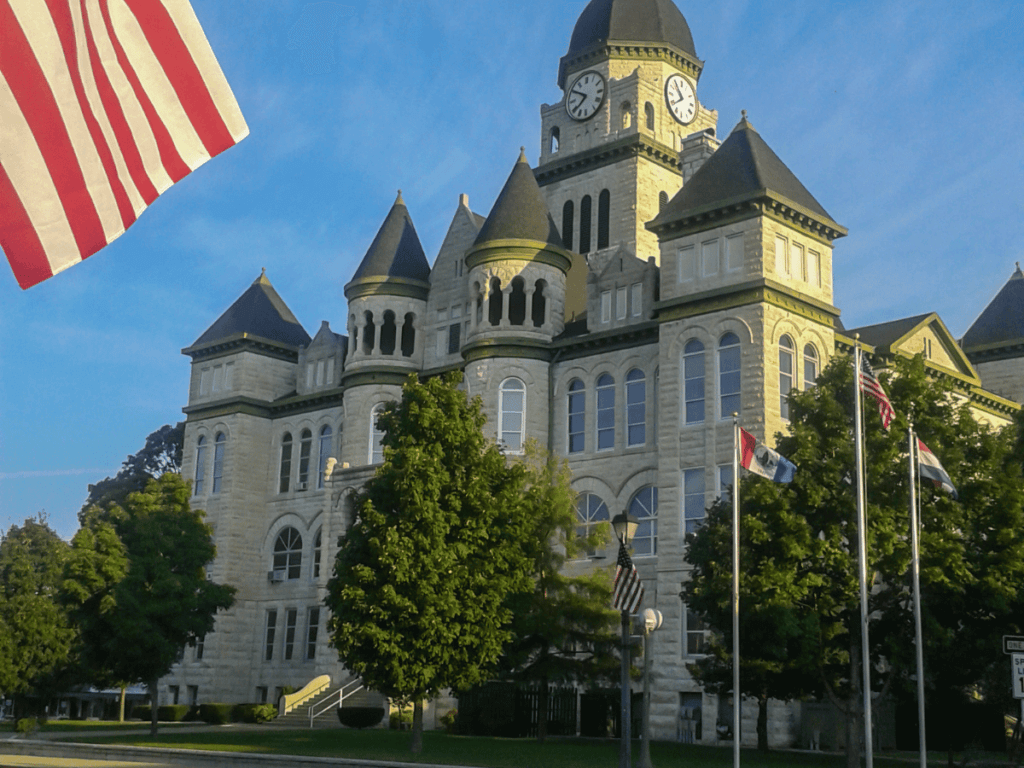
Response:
[563,0,696,71]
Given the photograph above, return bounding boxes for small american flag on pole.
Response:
[613,540,644,614]
[0,0,248,289]
[859,355,894,430]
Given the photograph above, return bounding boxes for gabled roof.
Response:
[190,271,311,349]
[843,312,979,382]
[349,192,431,284]
[847,313,933,350]
[474,149,565,249]
[961,264,1024,351]
[648,114,845,239]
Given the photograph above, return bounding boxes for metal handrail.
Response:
[308,677,364,728]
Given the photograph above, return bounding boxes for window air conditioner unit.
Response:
[296,482,308,491]
[268,569,286,583]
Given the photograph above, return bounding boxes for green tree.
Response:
[685,354,1024,765]
[496,445,620,741]
[0,514,75,716]
[69,474,235,735]
[81,422,184,518]
[326,373,537,752]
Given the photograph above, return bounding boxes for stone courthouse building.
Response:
[166,0,1023,745]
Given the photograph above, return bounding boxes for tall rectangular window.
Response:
[223,363,233,390]
[616,286,627,320]
[701,239,719,277]
[678,246,695,283]
[212,365,223,393]
[279,434,292,493]
[626,369,645,447]
[306,607,320,660]
[682,467,705,534]
[448,323,461,354]
[306,364,314,389]
[194,438,207,496]
[601,291,611,323]
[684,607,708,656]
[298,431,312,489]
[683,340,705,425]
[725,233,744,271]
[211,433,225,494]
[717,464,734,504]
[774,235,788,276]
[325,358,334,386]
[567,381,585,454]
[199,368,211,395]
[790,242,804,280]
[596,374,615,451]
[264,610,277,662]
[315,360,325,386]
[284,608,298,661]
[807,250,821,287]
[195,634,205,660]
[631,282,642,317]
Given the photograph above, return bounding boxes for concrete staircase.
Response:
[273,678,384,729]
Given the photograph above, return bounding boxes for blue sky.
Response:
[2,0,1021,540]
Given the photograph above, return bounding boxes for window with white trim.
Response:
[498,378,525,454]
[279,433,292,493]
[575,493,609,555]
[678,245,695,283]
[212,432,226,494]
[779,335,794,420]
[683,339,705,425]
[312,528,322,579]
[718,333,741,418]
[601,291,611,323]
[804,344,819,389]
[629,486,658,556]
[616,286,627,320]
[264,610,277,662]
[683,605,709,656]
[682,467,705,534]
[273,527,302,580]
[717,464,734,505]
[567,379,585,454]
[283,608,298,661]
[596,374,615,450]
[297,429,312,490]
[626,368,645,447]
[370,404,385,464]
[306,607,320,660]
[317,426,332,489]
[194,436,207,496]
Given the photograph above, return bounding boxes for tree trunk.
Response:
[410,700,423,753]
[118,686,126,723]
[149,677,159,737]
[846,634,861,768]
[756,693,768,751]
[537,675,549,743]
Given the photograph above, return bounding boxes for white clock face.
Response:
[665,74,697,125]
[565,71,606,121]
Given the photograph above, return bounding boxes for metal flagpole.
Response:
[908,425,927,768]
[732,413,741,768]
[853,340,874,767]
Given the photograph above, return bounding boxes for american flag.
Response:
[612,540,644,614]
[859,355,894,430]
[0,0,248,289]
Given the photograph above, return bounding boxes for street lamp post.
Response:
[639,608,664,768]
[612,512,639,768]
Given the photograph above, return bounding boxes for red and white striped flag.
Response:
[612,540,644,614]
[858,356,894,430]
[0,0,248,289]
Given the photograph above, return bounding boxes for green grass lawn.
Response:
[36,720,195,732]
[69,726,977,768]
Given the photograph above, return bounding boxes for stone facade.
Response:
[164,0,1021,747]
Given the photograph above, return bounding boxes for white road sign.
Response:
[1013,653,1024,699]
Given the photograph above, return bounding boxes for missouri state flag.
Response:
[740,428,796,483]
[0,0,249,289]
[917,438,958,500]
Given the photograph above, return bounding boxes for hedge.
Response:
[199,703,234,725]
[232,703,276,724]
[157,705,189,722]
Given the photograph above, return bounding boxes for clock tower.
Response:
[536,0,718,269]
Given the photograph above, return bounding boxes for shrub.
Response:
[337,707,385,729]
[233,703,276,724]
[15,718,37,736]
[440,709,458,734]
[198,703,234,725]
[389,706,413,730]
[157,704,189,722]
[183,705,200,722]
[134,705,151,721]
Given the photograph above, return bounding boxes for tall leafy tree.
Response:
[70,474,235,735]
[326,373,537,753]
[685,354,1024,765]
[496,445,620,741]
[81,422,184,518]
[0,515,75,716]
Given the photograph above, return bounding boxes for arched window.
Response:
[194,436,207,496]
[561,200,574,251]
[509,277,526,325]
[298,429,312,490]
[532,280,547,328]
[498,378,526,454]
[779,336,794,420]
[380,311,397,355]
[621,101,632,129]
[362,311,375,354]
[579,195,592,253]
[575,493,609,554]
[804,344,819,389]
[273,527,302,580]
[719,332,741,418]
[597,189,610,249]
[659,191,669,211]
[279,433,292,493]
[629,486,658,556]
[626,368,646,447]
[550,126,560,153]
[212,432,226,493]
[567,379,585,454]
[312,528,322,579]
[488,278,503,326]
[317,425,332,490]
[370,404,385,464]
[683,339,705,425]
[596,373,615,450]
[644,102,655,131]
[401,313,415,357]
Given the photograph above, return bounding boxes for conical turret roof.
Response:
[648,114,845,240]
[961,263,1024,350]
[191,270,311,349]
[474,149,564,249]
[350,192,431,284]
